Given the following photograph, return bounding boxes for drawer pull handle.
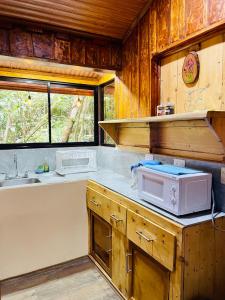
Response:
[90,199,100,207]
[136,230,153,242]
[126,253,132,273]
[110,214,123,223]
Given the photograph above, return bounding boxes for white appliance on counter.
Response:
[56,150,97,175]
[137,166,212,216]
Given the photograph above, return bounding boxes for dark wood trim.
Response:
[150,56,160,116]
[0,256,93,296]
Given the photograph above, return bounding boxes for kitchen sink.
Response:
[0,178,41,187]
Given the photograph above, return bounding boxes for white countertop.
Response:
[1,169,224,227]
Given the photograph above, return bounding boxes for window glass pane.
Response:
[0,89,49,144]
[51,89,95,143]
[103,81,115,144]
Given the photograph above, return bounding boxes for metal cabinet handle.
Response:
[90,199,100,207]
[126,253,132,273]
[136,230,153,242]
[110,214,123,223]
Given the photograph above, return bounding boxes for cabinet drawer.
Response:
[87,188,110,222]
[87,188,127,234]
[127,210,176,271]
[109,199,127,235]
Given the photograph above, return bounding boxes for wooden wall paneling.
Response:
[0,21,122,71]
[160,53,179,109]
[156,0,171,51]
[9,28,33,57]
[175,48,192,113]
[196,35,224,110]
[150,56,160,116]
[161,35,225,114]
[99,45,111,68]
[111,44,122,69]
[130,27,139,118]
[71,37,86,66]
[149,1,157,54]
[170,0,181,43]
[54,37,71,64]
[176,35,224,113]
[221,32,225,110]
[32,32,54,59]
[149,1,159,116]
[86,39,99,67]
[139,12,150,117]
[185,0,206,36]
[208,0,225,25]
[0,29,9,55]
[170,0,186,43]
[122,35,132,119]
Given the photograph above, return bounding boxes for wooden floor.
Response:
[2,263,122,300]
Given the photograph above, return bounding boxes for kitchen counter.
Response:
[1,168,221,227]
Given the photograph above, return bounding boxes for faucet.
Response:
[14,153,19,178]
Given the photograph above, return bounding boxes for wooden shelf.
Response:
[99,111,225,162]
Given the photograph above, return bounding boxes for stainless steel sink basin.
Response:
[0,178,41,187]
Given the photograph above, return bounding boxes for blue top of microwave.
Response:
[144,164,203,176]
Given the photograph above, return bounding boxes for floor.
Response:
[2,267,122,300]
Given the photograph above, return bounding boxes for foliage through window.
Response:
[102,80,115,145]
[0,79,97,147]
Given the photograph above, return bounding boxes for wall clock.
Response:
[182,51,200,84]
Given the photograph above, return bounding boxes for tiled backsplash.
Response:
[0,145,224,212]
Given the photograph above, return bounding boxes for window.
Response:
[100,79,115,145]
[0,78,98,148]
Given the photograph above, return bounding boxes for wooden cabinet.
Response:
[90,212,112,275]
[127,210,176,271]
[129,245,170,300]
[87,180,225,300]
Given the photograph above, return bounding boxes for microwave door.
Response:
[140,173,166,205]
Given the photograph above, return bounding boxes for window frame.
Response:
[0,76,99,149]
[99,79,115,147]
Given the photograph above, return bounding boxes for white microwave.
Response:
[56,150,97,175]
[137,167,212,216]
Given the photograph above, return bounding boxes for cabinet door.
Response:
[90,212,112,276]
[130,246,170,300]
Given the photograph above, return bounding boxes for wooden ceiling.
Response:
[0,0,150,39]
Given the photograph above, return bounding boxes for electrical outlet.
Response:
[174,159,185,167]
[221,168,225,184]
[145,154,154,160]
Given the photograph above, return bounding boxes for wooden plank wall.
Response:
[115,0,225,118]
[160,35,225,113]
[0,20,122,71]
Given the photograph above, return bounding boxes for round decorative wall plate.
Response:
[182,51,200,84]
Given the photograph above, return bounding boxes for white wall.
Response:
[0,181,88,280]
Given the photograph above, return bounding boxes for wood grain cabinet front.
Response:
[87,181,225,300]
[87,187,111,222]
[127,210,176,271]
[87,187,127,234]
[90,212,112,276]
[127,245,170,300]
